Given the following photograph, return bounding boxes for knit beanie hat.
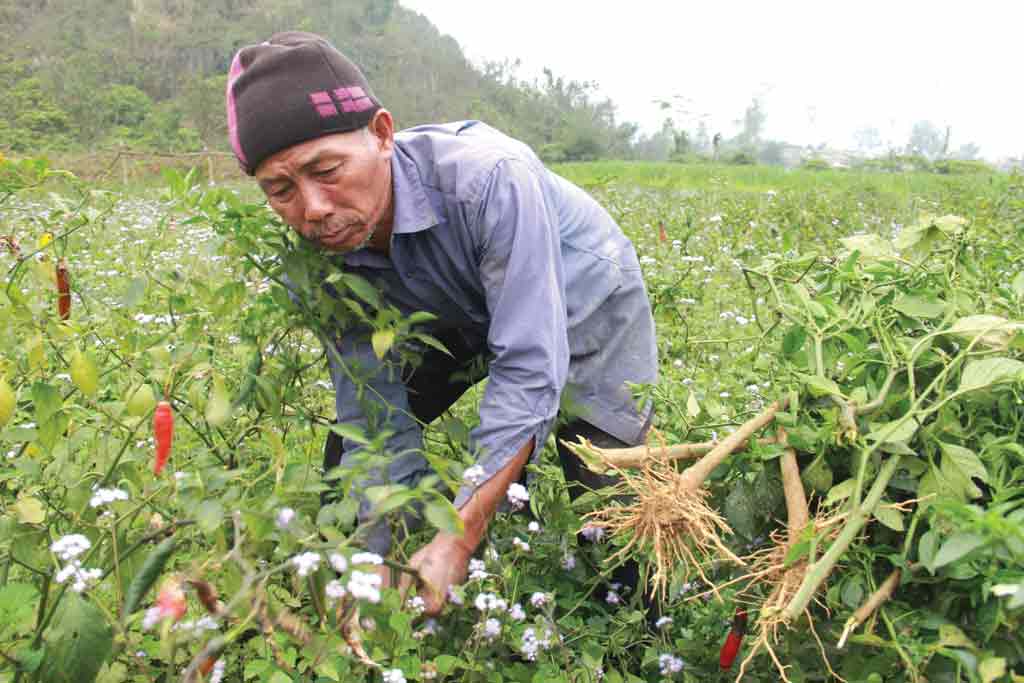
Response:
[226,31,382,175]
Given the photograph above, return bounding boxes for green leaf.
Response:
[918,530,939,573]
[424,498,464,535]
[195,499,225,535]
[434,655,462,675]
[39,594,113,683]
[873,504,904,531]
[328,423,370,445]
[959,357,1024,392]
[204,374,232,427]
[867,418,918,449]
[0,583,39,635]
[892,294,946,320]
[933,532,986,568]
[371,329,395,360]
[1013,271,1024,299]
[939,441,988,483]
[32,381,62,424]
[948,315,1024,351]
[978,657,1007,683]
[724,479,758,539]
[801,374,843,399]
[686,391,700,418]
[937,623,975,649]
[342,273,381,308]
[13,497,45,524]
[824,478,857,507]
[782,326,806,357]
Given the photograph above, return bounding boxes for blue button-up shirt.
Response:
[325,121,657,530]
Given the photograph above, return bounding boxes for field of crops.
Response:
[1,156,1022,683]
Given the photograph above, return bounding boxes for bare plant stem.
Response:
[781,455,902,621]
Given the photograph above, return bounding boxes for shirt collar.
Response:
[341,142,437,268]
[390,142,437,235]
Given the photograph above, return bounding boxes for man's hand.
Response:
[399,437,535,616]
[399,533,471,616]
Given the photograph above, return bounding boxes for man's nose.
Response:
[301,183,332,223]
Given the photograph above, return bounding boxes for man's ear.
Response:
[369,109,395,154]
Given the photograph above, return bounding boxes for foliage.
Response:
[0,155,1022,683]
[0,1,635,161]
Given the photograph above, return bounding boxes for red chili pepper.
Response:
[719,608,748,671]
[153,401,174,475]
[658,221,669,244]
[56,258,71,320]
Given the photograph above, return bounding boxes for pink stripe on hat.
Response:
[226,53,248,168]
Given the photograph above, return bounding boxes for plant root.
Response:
[561,433,778,473]
[730,429,844,682]
[583,462,744,600]
[583,402,786,598]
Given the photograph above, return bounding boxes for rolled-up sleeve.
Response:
[453,159,569,508]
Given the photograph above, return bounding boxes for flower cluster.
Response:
[463,464,485,486]
[275,507,295,529]
[658,653,685,676]
[521,626,555,661]
[347,570,382,603]
[506,483,530,510]
[50,534,101,593]
[474,592,508,613]
[89,486,129,508]
[290,551,321,577]
[468,558,489,580]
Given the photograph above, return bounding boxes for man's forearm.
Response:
[445,438,534,553]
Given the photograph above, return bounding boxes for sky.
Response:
[399,0,1022,160]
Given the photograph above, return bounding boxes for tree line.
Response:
[0,0,638,162]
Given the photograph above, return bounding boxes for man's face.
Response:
[255,113,394,253]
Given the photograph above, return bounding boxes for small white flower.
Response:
[580,525,605,542]
[463,465,485,486]
[512,537,530,552]
[605,589,621,605]
[468,558,488,580]
[447,585,464,605]
[482,617,502,641]
[275,507,295,529]
[527,520,541,533]
[382,668,406,683]
[51,534,91,561]
[329,552,348,573]
[655,616,674,629]
[89,487,129,508]
[406,596,426,615]
[347,570,382,603]
[474,592,507,613]
[658,653,685,675]
[325,579,347,602]
[562,552,576,570]
[290,552,321,577]
[509,603,526,621]
[530,592,549,608]
[506,483,530,510]
[350,552,383,566]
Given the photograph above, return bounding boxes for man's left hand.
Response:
[400,532,472,616]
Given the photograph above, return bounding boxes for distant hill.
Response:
[0,0,636,161]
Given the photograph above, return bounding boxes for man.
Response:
[226,32,658,616]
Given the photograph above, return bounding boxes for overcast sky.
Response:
[399,1,1021,160]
